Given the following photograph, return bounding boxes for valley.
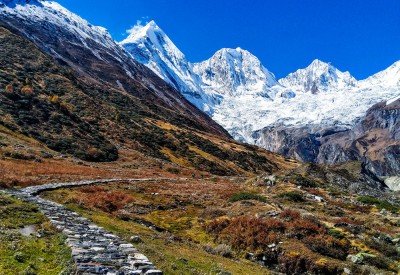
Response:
[0,1,399,274]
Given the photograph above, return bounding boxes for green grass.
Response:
[0,193,72,275]
[357,196,399,213]
[228,192,267,203]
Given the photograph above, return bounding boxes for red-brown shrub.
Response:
[206,216,286,251]
[334,217,363,226]
[288,217,326,238]
[303,234,350,260]
[80,185,106,193]
[278,251,340,275]
[79,189,134,213]
[279,209,301,221]
[206,217,231,235]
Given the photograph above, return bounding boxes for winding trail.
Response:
[7,178,176,275]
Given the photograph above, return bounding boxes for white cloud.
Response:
[126,17,150,35]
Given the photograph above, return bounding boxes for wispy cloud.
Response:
[126,17,150,35]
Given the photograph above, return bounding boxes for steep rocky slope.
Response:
[0,1,294,176]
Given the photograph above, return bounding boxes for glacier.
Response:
[121,21,400,143]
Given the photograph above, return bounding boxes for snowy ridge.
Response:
[360,60,400,88]
[278,59,357,94]
[120,21,217,113]
[0,0,116,51]
[121,21,400,142]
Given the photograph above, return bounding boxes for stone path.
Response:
[7,179,167,275]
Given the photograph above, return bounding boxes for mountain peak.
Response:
[215,47,251,58]
[309,59,330,68]
[360,60,400,87]
[279,59,357,93]
[140,20,160,34]
[193,47,278,96]
[121,20,164,44]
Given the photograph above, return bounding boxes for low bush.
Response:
[228,192,267,203]
[366,237,399,259]
[278,251,340,274]
[290,174,318,188]
[328,228,345,239]
[278,191,305,202]
[279,209,301,221]
[362,254,396,272]
[166,167,180,174]
[357,196,399,213]
[79,190,134,213]
[288,217,325,238]
[206,216,285,251]
[303,234,350,260]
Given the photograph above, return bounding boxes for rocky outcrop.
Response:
[7,179,166,275]
[255,98,400,179]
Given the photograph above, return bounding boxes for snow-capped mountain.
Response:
[0,0,117,58]
[120,23,280,114]
[193,48,278,98]
[120,21,217,113]
[120,20,399,143]
[279,59,357,94]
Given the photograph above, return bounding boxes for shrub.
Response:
[278,251,340,274]
[206,216,285,251]
[327,228,345,239]
[366,237,399,259]
[278,191,305,202]
[228,192,267,203]
[357,196,399,213]
[334,217,363,226]
[288,217,325,238]
[362,254,396,271]
[79,190,134,213]
[290,174,318,188]
[206,218,231,235]
[166,167,180,174]
[279,209,301,221]
[303,234,350,260]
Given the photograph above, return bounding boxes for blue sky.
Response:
[57,0,400,79]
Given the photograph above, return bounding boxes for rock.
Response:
[391,238,400,244]
[264,175,276,186]
[130,235,143,243]
[347,252,376,264]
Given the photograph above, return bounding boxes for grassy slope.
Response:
[42,175,400,274]
[0,193,72,274]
